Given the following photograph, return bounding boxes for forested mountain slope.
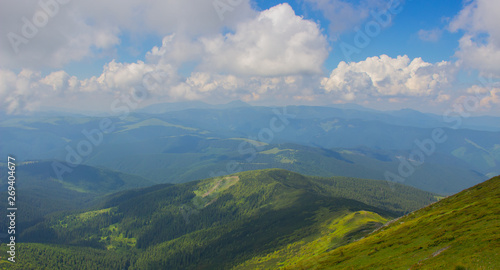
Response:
[0,169,438,269]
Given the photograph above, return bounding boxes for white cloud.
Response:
[449,0,500,77]
[0,69,73,114]
[0,0,255,69]
[0,53,462,114]
[0,62,318,114]
[465,85,500,110]
[199,3,329,76]
[181,72,315,103]
[0,3,330,114]
[0,61,175,114]
[187,72,243,93]
[0,1,123,69]
[453,34,500,77]
[2,1,499,116]
[146,34,203,66]
[144,4,329,77]
[321,55,456,101]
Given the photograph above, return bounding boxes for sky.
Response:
[1,0,500,116]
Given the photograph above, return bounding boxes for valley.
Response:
[1,104,498,194]
[0,168,497,269]
[0,169,439,269]
[1,103,498,269]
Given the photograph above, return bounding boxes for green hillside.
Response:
[285,176,500,269]
[0,169,438,269]
[0,161,156,234]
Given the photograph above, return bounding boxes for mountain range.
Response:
[1,102,499,194]
[1,102,498,269]
[0,168,497,269]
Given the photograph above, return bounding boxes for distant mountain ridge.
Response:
[1,104,499,194]
[138,100,251,114]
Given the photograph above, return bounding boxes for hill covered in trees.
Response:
[0,161,155,235]
[0,169,438,269]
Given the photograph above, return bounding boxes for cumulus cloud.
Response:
[0,55,323,114]
[0,69,75,114]
[187,72,243,93]
[0,65,177,114]
[0,59,314,114]
[146,34,203,66]
[2,1,499,115]
[321,55,456,101]
[449,0,500,77]
[2,3,330,114]
[464,85,500,110]
[199,4,329,76]
[0,53,460,114]
[144,4,329,77]
[0,0,255,69]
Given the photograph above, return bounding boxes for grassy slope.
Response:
[0,161,156,235]
[129,170,403,269]
[233,210,388,270]
[286,176,500,270]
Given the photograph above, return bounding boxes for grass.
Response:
[192,175,241,208]
[194,176,240,198]
[278,156,296,164]
[52,208,114,230]
[76,208,113,222]
[4,169,443,269]
[285,176,500,270]
[51,177,92,193]
[260,148,297,155]
[234,210,388,269]
[101,224,137,250]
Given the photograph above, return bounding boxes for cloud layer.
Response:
[321,55,456,101]
[450,0,500,77]
[0,4,329,113]
[0,0,499,115]
[200,4,328,76]
[1,0,256,69]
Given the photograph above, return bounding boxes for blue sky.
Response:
[1,0,499,115]
[64,0,465,78]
